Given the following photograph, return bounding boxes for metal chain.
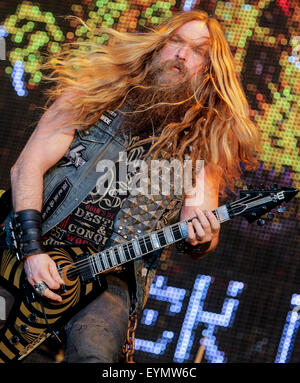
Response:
[122,314,138,363]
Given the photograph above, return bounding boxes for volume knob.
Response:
[28,313,37,323]
[9,335,20,345]
[19,324,29,334]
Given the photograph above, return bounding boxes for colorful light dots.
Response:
[11,60,28,97]
[0,0,299,196]
[276,294,300,363]
[0,25,8,38]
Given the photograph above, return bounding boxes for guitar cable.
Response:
[37,297,62,344]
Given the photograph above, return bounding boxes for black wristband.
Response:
[15,209,42,223]
[11,209,45,260]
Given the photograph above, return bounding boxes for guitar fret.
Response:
[127,242,135,258]
[150,233,160,249]
[102,253,109,270]
[157,230,167,246]
[106,252,113,268]
[114,247,121,264]
[138,237,147,254]
[132,239,141,257]
[213,209,220,222]
[117,245,126,262]
[100,257,105,270]
[179,222,188,239]
[144,235,154,252]
[164,226,174,244]
[171,225,182,241]
[215,205,230,223]
[123,243,131,261]
[109,249,118,266]
[94,254,103,272]
[90,255,98,275]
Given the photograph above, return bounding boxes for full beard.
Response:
[119,56,199,139]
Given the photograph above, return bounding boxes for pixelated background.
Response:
[0,0,299,363]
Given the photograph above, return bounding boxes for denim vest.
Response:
[41,111,129,235]
[5,110,183,318]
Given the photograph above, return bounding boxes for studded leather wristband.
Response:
[11,209,45,261]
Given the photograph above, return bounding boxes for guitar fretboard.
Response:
[88,204,230,277]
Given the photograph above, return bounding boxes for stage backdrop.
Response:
[0,0,299,363]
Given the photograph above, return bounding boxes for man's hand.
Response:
[187,208,220,247]
[180,163,222,256]
[24,254,64,302]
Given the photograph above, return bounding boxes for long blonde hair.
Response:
[42,10,261,194]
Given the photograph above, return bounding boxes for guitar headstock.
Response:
[227,186,299,224]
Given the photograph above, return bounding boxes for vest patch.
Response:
[106,110,118,119]
[60,144,87,169]
[100,114,113,126]
[42,178,72,221]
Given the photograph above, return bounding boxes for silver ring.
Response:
[33,281,48,296]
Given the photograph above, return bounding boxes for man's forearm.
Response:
[11,164,44,212]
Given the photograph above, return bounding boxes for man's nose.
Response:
[176,45,190,61]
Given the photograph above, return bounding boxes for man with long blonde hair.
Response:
[6,10,260,362]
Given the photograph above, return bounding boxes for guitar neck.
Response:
[89,204,231,277]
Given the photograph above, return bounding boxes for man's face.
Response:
[159,20,210,84]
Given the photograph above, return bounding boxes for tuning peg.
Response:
[267,212,275,220]
[271,184,278,190]
[257,219,265,226]
[277,207,286,213]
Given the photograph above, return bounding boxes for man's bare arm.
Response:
[11,95,75,210]
[10,93,76,301]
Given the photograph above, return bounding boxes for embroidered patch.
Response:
[42,178,72,221]
[100,114,113,126]
[105,110,118,119]
[60,144,87,169]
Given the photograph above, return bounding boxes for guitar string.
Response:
[58,196,275,280]
[56,204,229,275]
[57,219,192,277]
[59,204,233,280]
[231,196,272,213]
[55,196,269,274]
[57,209,222,277]
[59,218,195,278]
[57,197,268,279]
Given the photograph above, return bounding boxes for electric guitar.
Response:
[0,186,298,362]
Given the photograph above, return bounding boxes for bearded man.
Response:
[5,10,260,362]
